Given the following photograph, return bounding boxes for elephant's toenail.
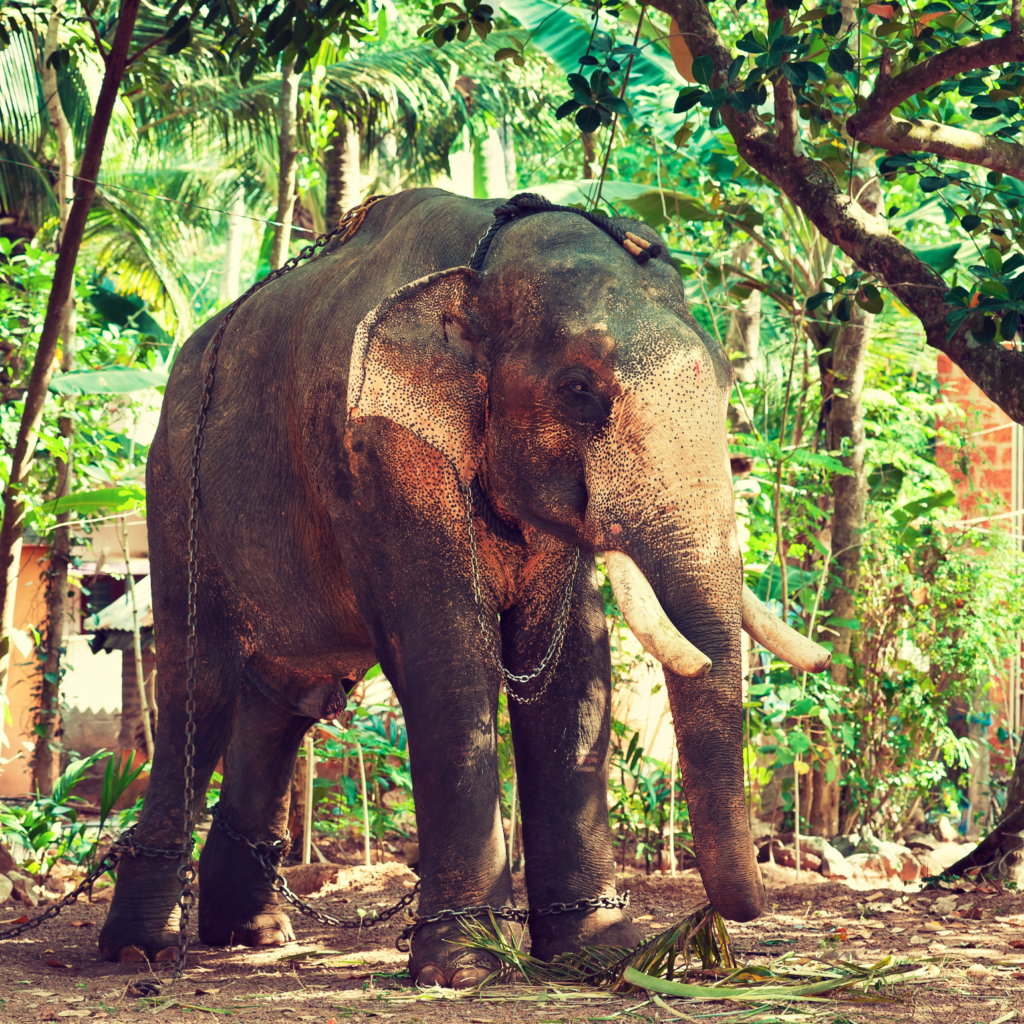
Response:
[452,966,490,989]
[416,965,446,987]
[117,946,148,963]
[153,946,179,963]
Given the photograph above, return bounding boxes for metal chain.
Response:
[459,481,579,704]
[0,827,189,941]
[174,195,385,975]
[211,805,419,931]
[210,805,628,956]
[396,892,631,952]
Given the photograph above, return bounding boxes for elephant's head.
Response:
[349,200,829,923]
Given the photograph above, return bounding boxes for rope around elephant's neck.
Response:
[468,191,667,272]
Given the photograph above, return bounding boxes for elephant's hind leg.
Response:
[197,679,311,949]
[98,624,235,964]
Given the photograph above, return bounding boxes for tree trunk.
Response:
[581,132,597,179]
[809,302,873,836]
[270,61,299,270]
[219,186,245,304]
[324,111,361,227]
[948,737,1024,884]
[0,0,141,713]
[723,240,762,436]
[30,0,78,795]
[499,117,518,193]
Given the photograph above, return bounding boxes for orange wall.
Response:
[936,353,1016,514]
[0,544,60,798]
[936,354,1022,752]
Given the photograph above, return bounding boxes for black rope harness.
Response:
[468,191,667,272]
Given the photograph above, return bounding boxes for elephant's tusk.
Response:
[604,551,712,678]
[742,586,832,673]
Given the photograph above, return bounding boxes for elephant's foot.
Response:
[197,825,294,948]
[528,907,642,962]
[99,853,185,963]
[410,917,515,988]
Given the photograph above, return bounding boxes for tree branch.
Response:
[767,0,799,157]
[127,32,168,66]
[648,0,1024,425]
[850,115,1024,183]
[774,76,800,158]
[848,32,1024,150]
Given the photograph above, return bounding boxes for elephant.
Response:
[97,188,829,987]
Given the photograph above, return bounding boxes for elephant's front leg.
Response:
[380,631,515,988]
[504,554,642,961]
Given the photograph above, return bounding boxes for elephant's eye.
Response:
[556,371,608,424]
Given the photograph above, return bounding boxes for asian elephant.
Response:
[98,189,829,986]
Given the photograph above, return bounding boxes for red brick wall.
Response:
[936,354,1022,771]
[936,353,1015,516]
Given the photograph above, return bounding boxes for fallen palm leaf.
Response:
[455,904,925,1008]
[454,904,731,990]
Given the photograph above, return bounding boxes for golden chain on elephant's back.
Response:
[175,195,385,976]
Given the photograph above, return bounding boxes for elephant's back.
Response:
[148,190,500,642]
[160,189,498,489]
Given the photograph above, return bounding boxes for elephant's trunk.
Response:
[607,538,765,923]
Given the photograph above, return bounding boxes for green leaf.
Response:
[674,87,703,113]
[805,290,832,311]
[961,214,983,231]
[576,106,601,132]
[909,242,961,274]
[692,53,714,86]
[1001,310,1020,340]
[36,484,147,518]
[983,247,1003,275]
[788,729,812,754]
[821,11,842,34]
[49,368,169,395]
[857,283,884,314]
[364,663,383,681]
[736,30,768,53]
[827,47,854,73]
[834,295,851,321]
[919,175,949,193]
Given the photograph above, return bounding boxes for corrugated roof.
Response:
[84,575,153,632]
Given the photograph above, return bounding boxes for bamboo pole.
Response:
[507,771,518,871]
[357,741,371,866]
[302,732,315,865]
[669,745,677,877]
[122,518,153,760]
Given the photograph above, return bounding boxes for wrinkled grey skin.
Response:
[97,189,764,986]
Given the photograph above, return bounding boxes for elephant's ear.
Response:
[348,267,486,485]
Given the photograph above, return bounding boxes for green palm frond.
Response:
[455,904,733,990]
[82,191,195,341]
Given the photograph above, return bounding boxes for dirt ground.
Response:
[2,861,1023,1024]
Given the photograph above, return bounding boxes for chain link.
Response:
[459,481,579,704]
[211,804,419,932]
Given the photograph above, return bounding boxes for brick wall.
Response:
[936,353,1017,515]
[936,354,1023,826]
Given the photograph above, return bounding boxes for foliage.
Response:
[312,703,416,853]
[0,750,104,875]
[736,342,1024,836]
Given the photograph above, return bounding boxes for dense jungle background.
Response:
[1,3,1024,1016]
